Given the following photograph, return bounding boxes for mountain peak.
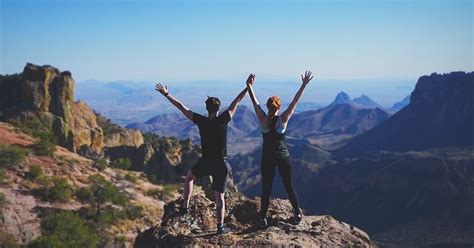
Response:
[331,91,351,105]
[352,95,382,109]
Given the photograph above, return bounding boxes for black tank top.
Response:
[262,115,290,158]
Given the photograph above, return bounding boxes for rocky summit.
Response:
[134,194,374,247]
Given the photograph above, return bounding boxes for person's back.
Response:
[193,111,231,159]
[262,115,289,158]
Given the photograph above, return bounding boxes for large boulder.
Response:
[134,194,374,247]
[104,129,144,148]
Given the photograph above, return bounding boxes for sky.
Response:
[1,0,473,84]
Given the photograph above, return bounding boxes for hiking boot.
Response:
[217,223,231,234]
[290,213,303,225]
[257,217,268,229]
[179,205,189,215]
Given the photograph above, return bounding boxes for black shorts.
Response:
[191,158,231,193]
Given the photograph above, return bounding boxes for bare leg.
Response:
[215,191,225,224]
[183,170,196,208]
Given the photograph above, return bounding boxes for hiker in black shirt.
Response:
[155,74,254,234]
[246,71,313,227]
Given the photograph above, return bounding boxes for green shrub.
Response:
[25,164,43,180]
[95,113,122,136]
[32,138,56,156]
[126,203,144,220]
[0,170,8,185]
[76,174,128,222]
[93,159,108,171]
[110,158,131,170]
[124,173,138,183]
[28,211,100,248]
[116,235,127,243]
[0,192,7,209]
[146,185,176,201]
[33,177,73,202]
[0,229,20,248]
[9,117,46,138]
[0,144,28,167]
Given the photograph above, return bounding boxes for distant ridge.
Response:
[329,91,383,109]
[336,71,474,156]
[388,95,410,113]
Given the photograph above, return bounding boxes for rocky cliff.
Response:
[134,194,374,247]
[72,101,105,154]
[0,63,144,155]
[336,72,474,156]
[0,63,75,150]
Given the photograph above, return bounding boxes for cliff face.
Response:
[0,63,75,150]
[0,63,145,154]
[134,194,374,247]
[336,72,474,156]
[72,101,105,154]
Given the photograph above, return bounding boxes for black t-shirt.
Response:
[192,111,231,159]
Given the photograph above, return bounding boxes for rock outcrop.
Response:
[336,71,474,156]
[0,63,146,155]
[134,194,374,247]
[72,101,105,154]
[0,63,75,150]
[96,113,144,148]
[103,129,144,148]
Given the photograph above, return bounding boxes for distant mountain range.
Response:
[336,72,474,157]
[76,79,410,126]
[330,91,384,109]
[287,104,390,148]
[128,102,391,150]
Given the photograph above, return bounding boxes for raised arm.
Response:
[246,74,266,125]
[227,87,248,118]
[155,83,193,120]
[281,71,313,123]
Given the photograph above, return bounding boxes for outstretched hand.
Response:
[155,83,169,96]
[301,71,314,85]
[246,74,256,86]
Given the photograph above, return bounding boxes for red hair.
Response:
[266,96,281,111]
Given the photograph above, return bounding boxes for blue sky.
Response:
[1,0,472,84]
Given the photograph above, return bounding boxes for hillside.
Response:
[0,121,171,247]
[337,72,474,157]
